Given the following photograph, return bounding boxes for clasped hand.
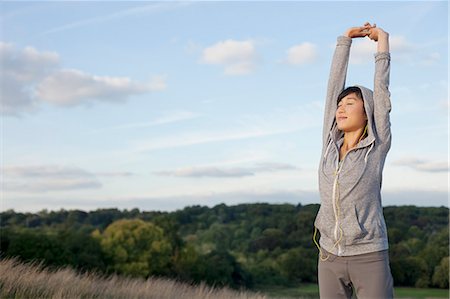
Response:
[345,22,388,42]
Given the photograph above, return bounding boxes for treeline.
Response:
[0,203,448,291]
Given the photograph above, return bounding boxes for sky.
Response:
[1,1,448,213]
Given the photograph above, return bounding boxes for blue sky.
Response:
[1,1,448,212]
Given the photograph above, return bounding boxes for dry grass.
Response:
[0,258,269,299]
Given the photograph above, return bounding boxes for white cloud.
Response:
[392,157,449,172]
[3,165,134,193]
[285,42,318,65]
[3,165,101,192]
[0,42,59,115]
[0,42,166,116]
[154,162,299,178]
[201,39,258,75]
[96,172,134,177]
[35,69,164,106]
[1,42,59,82]
[349,38,376,64]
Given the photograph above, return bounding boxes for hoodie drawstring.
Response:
[365,142,374,163]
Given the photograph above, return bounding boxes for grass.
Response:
[0,258,268,299]
[1,258,447,299]
[256,284,319,299]
[257,283,449,299]
[393,287,449,299]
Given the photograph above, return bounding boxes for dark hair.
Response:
[337,86,364,104]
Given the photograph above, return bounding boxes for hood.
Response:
[330,85,376,148]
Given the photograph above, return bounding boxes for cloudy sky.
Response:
[1,1,448,212]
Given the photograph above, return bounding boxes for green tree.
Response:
[96,219,172,277]
[5,229,66,266]
[391,256,428,287]
[432,257,449,288]
[278,247,316,284]
[199,249,252,288]
[172,242,201,281]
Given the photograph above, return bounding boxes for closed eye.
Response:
[338,103,353,107]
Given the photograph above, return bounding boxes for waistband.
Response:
[320,248,389,263]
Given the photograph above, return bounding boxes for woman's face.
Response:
[336,92,367,132]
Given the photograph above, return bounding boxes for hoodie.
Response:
[314,35,392,256]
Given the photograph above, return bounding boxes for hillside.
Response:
[1,203,448,291]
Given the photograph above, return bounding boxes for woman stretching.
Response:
[313,22,394,299]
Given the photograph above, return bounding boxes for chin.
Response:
[337,125,350,132]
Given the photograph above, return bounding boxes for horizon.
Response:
[2,201,449,215]
[1,1,449,212]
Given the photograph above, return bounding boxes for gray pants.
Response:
[318,248,394,299]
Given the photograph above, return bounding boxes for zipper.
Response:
[331,142,359,256]
[331,139,374,256]
[327,131,375,256]
[332,157,344,256]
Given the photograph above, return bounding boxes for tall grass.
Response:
[0,258,268,299]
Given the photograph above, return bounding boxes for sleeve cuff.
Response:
[337,36,352,46]
[374,52,391,62]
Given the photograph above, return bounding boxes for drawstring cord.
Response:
[313,124,368,261]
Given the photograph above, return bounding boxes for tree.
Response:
[200,249,252,288]
[432,257,449,289]
[278,248,316,284]
[171,242,201,281]
[5,229,66,266]
[95,219,172,277]
[391,256,428,287]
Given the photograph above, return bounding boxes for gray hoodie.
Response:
[314,35,392,256]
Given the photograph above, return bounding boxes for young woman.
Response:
[312,22,395,299]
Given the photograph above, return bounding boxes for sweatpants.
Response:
[318,248,394,299]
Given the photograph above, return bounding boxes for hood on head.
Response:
[331,85,376,147]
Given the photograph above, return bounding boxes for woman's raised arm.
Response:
[368,24,390,52]
[321,23,371,148]
[369,25,392,150]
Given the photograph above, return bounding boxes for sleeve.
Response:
[373,52,392,150]
[322,36,352,148]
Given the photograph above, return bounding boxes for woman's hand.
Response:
[366,23,390,52]
[367,23,389,42]
[344,22,372,38]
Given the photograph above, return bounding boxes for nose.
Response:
[337,105,345,114]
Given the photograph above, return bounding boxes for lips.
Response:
[337,117,347,121]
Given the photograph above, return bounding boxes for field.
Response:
[1,258,447,299]
[0,258,266,299]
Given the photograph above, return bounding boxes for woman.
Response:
[312,22,395,299]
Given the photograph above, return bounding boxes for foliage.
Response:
[94,219,172,277]
[0,203,448,290]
